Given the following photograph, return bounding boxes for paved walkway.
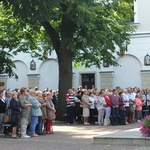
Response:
[0,122,149,150]
[94,128,150,146]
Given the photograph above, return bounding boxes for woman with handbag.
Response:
[10,91,21,138]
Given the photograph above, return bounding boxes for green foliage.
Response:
[0,4,18,78]
[144,118,150,128]
[0,51,17,78]
[0,3,53,76]
[70,0,135,67]
[0,0,136,118]
[0,0,135,74]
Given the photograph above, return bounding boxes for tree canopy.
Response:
[0,0,135,118]
[1,0,135,67]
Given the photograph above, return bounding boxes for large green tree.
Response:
[1,0,135,119]
[0,5,18,78]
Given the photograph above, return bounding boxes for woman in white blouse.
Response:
[96,91,106,125]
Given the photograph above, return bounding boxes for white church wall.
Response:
[129,34,150,70]
[7,60,28,89]
[3,0,150,91]
[136,0,150,32]
[39,59,59,91]
[113,54,142,89]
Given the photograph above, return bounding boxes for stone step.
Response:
[93,128,150,146]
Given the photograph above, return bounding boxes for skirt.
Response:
[83,108,89,117]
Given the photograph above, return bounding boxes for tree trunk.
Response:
[42,14,74,120]
[57,49,73,120]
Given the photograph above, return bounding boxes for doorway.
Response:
[81,73,95,89]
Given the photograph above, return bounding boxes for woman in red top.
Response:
[104,89,111,126]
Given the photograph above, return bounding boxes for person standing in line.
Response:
[103,89,111,126]
[97,91,106,126]
[0,90,7,136]
[5,89,13,119]
[75,90,83,123]
[18,87,32,138]
[135,93,143,122]
[36,91,47,135]
[28,89,42,137]
[118,91,125,125]
[66,89,75,124]
[122,89,130,125]
[45,92,56,134]
[5,89,13,106]
[10,91,21,138]
[82,89,91,125]
[51,90,58,114]
[92,91,99,124]
[146,89,150,115]
[127,88,135,123]
[89,92,95,124]
[109,89,119,125]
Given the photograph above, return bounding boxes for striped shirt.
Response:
[66,93,75,107]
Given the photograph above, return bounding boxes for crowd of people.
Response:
[0,87,58,138]
[65,86,150,126]
[0,85,150,139]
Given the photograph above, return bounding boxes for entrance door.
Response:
[81,74,95,89]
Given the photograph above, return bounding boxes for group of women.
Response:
[81,89,111,125]
[0,88,56,138]
[67,86,146,126]
[66,88,111,125]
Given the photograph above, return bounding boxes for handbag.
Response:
[3,114,9,123]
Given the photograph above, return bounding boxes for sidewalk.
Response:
[0,121,149,150]
[94,128,150,146]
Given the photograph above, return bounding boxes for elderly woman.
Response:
[36,91,47,135]
[103,89,111,126]
[10,91,21,138]
[97,91,106,126]
[5,89,13,107]
[0,90,7,136]
[18,87,32,138]
[82,89,91,125]
[28,89,42,137]
[51,90,58,113]
[46,92,56,134]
